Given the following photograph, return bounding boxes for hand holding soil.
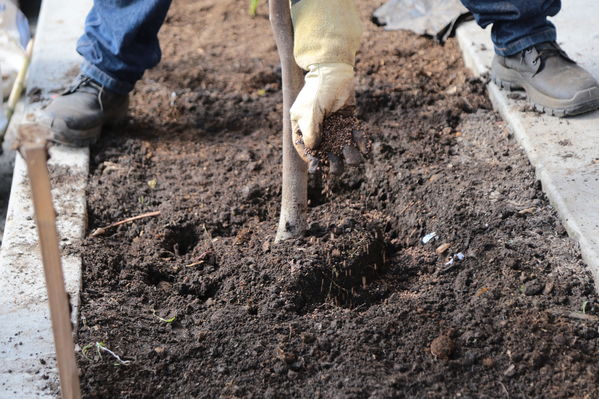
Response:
[299,106,371,175]
[290,62,369,175]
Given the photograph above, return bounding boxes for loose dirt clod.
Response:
[435,242,451,255]
[430,333,455,360]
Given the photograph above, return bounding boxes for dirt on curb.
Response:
[74,1,599,398]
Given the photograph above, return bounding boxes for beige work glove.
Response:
[290,62,354,153]
[290,0,366,173]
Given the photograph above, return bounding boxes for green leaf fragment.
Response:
[158,315,176,323]
[152,309,176,323]
[249,0,259,16]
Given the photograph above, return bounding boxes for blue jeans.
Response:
[77,0,172,95]
[460,0,561,56]
[77,0,561,94]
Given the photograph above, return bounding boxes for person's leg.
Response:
[460,0,560,56]
[77,0,172,94]
[460,0,599,117]
[43,0,172,146]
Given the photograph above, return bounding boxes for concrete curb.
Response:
[0,0,91,397]
[456,2,599,289]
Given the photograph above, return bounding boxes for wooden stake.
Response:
[19,125,81,399]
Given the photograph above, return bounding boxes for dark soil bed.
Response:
[75,0,599,398]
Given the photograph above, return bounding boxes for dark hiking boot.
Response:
[42,75,129,147]
[492,41,599,117]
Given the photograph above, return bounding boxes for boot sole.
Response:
[492,60,599,117]
[48,100,129,148]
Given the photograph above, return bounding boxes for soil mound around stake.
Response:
[74,0,599,398]
[280,211,387,311]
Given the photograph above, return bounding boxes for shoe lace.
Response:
[64,75,106,111]
[522,42,574,74]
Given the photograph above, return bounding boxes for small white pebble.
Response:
[421,232,437,244]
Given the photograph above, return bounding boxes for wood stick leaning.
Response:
[90,210,161,237]
[19,125,81,399]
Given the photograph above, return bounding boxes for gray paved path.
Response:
[456,0,599,289]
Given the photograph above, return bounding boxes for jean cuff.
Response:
[80,62,135,95]
[494,28,556,56]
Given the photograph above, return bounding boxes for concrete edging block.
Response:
[0,0,91,397]
[456,2,599,290]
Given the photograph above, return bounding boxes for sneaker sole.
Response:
[492,60,599,117]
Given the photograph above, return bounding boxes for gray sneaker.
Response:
[43,75,129,147]
[492,41,599,117]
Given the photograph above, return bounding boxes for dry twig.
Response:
[548,308,599,322]
[90,211,161,237]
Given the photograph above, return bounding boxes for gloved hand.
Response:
[290,62,354,160]
[290,0,364,173]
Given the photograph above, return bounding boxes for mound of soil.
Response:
[74,0,599,398]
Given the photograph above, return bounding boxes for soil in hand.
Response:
[75,1,599,398]
[305,106,370,164]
